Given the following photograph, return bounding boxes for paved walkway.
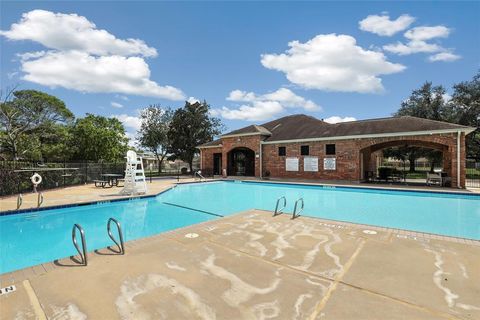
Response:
[1,210,479,319]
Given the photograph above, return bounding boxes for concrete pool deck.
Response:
[1,210,479,319]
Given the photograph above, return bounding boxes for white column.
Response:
[457,131,461,188]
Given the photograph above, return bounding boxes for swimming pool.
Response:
[1,181,479,273]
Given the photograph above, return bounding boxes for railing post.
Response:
[37,192,43,208]
[107,218,125,255]
[72,224,88,266]
[17,194,23,210]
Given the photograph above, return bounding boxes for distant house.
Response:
[139,152,199,173]
[198,114,476,188]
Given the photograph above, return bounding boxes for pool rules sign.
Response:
[286,157,299,171]
[324,157,336,170]
[304,157,319,172]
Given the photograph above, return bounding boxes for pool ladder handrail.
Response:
[273,196,287,217]
[195,170,205,181]
[107,217,125,255]
[37,192,43,208]
[17,194,23,210]
[72,224,87,266]
[292,198,304,219]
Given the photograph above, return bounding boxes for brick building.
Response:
[198,114,476,188]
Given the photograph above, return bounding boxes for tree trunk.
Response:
[189,158,193,175]
[11,138,18,160]
[158,154,167,174]
[408,155,416,172]
[430,161,435,173]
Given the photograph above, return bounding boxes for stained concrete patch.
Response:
[343,236,480,319]
[22,235,331,319]
[208,212,363,279]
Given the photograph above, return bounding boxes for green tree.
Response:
[137,105,173,173]
[72,114,128,161]
[445,72,480,158]
[396,82,447,120]
[387,82,450,171]
[168,101,223,173]
[38,123,75,161]
[0,89,74,159]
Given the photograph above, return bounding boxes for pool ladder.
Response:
[273,196,303,219]
[195,170,206,181]
[71,217,125,266]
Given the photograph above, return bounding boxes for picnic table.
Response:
[100,174,124,187]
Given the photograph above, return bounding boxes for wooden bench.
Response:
[93,180,108,188]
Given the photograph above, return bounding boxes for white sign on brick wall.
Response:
[324,157,336,170]
[304,157,319,172]
[286,157,299,171]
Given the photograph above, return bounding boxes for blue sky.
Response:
[1,1,479,142]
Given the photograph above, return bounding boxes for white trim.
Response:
[221,132,271,139]
[260,127,475,145]
[457,131,461,188]
[259,140,263,179]
[197,144,222,149]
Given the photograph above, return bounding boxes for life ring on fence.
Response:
[31,173,42,185]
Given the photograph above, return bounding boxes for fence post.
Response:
[84,160,88,184]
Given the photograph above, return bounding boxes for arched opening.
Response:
[227,147,255,176]
[360,140,451,186]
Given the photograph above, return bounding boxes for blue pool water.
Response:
[1,181,479,273]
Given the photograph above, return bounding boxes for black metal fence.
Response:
[0,160,126,196]
[466,158,480,188]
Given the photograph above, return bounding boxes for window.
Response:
[278,146,286,156]
[300,145,309,156]
[326,144,336,155]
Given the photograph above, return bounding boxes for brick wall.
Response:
[262,140,360,181]
[200,131,467,188]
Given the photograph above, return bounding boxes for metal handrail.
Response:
[72,224,87,266]
[37,193,43,207]
[195,170,205,181]
[107,218,125,255]
[273,196,287,217]
[292,198,304,219]
[17,194,23,210]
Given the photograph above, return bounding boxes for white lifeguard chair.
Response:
[120,150,147,195]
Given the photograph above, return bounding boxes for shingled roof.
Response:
[221,124,271,137]
[198,114,475,148]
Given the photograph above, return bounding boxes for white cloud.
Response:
[187,96,200,104]
[359,14,415,36]
[323,116,356,124]
[404,26,450,41]
[20,50,185,100]
[111,102,124,108]
[383,40,442,55]
[384,25,457,59]
[1,9,157,57]
[1,10,185,101]
[261,34,405,93]
[214,101,284,122]
[112,114,141,131]
[215,88,321,121]
[116,94,129,101]
[428,52,461,62]
[227,88,320,111]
